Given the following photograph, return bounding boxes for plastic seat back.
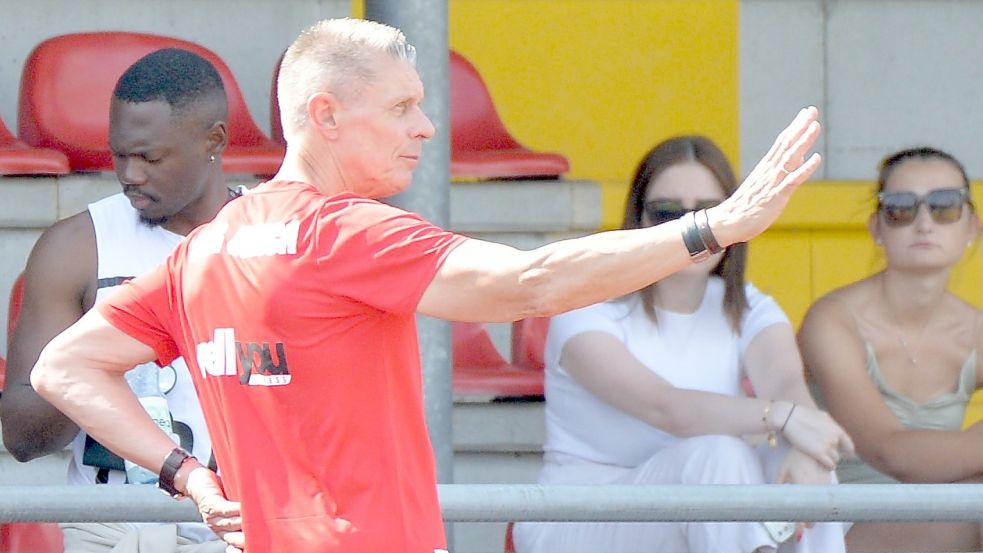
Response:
[510,317,549,372]
[451,322,544,398]
[8,271,25,344]
[449,51,569,179]
[0,116,69,175]
[19,32,283,174]
[0,523,64,553]
[453,322,510,370]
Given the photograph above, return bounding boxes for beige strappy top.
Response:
[833,325,978,484]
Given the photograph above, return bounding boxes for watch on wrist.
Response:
[158,447,196,499]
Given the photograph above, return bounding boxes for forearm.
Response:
[865,428,983,483]
[520,222,694,317]
[31,349,176,475]
[761,371,819,410]
[639,389,784,438]
[0,382,80,461]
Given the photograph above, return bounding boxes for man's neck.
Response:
[161,179,233,236]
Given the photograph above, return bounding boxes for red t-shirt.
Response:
[99,181,466,553]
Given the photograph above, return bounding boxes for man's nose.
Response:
[116,157,147,186]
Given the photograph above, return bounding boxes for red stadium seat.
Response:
[2,271,25,393]
[0,116,69,176]
[19,32,284,175]
[449,51,569,180]
[510,316,549,372]
[8,271,24,344]
[452,322,543,397]
[0,523,64,553]
[269,50,570,180]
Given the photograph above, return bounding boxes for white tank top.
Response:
[67,192,215,542]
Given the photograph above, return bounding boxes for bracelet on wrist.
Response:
[695,209,723,254]
[779,403,797,434]
[679,211,711,263]
[762,400,778,448]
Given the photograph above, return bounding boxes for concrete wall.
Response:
[0,0,350,138]
[741,0,983,180]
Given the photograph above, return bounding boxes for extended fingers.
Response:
[199,498,242,530]
[223,531,246,550]
[765,107,819,165]
[780,120,822,178]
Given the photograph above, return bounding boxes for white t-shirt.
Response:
[543,277,789,468]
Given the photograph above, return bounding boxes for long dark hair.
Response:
[623,135,748,332]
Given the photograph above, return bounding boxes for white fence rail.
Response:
[2,484,983,523]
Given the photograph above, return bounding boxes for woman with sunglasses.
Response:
[799,146,983,552]
[514,136,852,553]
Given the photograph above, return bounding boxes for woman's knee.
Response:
[676,435,764,484]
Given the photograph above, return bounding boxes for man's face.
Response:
[330,55,436,198]
[109,98,214,227]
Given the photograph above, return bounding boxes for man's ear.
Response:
[308,92,340,137]
[205,121,229,157]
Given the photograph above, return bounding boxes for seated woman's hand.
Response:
[778,403,855,470]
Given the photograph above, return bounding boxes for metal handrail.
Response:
[2,484,983,523]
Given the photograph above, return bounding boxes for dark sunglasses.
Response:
[643,198,721,225]
[877,187,972,228]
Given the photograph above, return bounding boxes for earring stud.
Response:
[209,154,216,163]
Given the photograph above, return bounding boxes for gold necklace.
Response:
[880,275,938,367]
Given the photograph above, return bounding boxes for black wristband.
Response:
[679,211,711,262]
[158,447,195,499]
[695,209,723,254]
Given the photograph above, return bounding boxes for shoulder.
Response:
[23,210,97,297]
[802,279,871,330]
[551,297,634,341]
[798,279,879,356]
[31,210,96,263]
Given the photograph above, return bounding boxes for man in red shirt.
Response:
[32,18,832,553]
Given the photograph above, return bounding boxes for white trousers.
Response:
[513,435,846,553]
[60,522,227,553]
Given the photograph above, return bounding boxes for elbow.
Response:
[863,445,921,483]
[4,437,42,463]
[29,348,59,403]
[513,267,575,319]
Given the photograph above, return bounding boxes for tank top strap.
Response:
[958,310,983,394]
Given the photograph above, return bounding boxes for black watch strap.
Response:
[158,447,195,499]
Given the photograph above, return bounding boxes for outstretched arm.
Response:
[419,107,822,323]
[1,212,96,460]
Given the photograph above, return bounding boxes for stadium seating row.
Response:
[0,31,569,180]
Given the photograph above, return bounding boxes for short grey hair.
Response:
[277,18,417,140]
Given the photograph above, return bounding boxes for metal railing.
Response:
[2,484,983,523]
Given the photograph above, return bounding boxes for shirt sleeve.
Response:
[545,300,629,371]
[737,282,792,353]
[96,261,181,367]
[314,198,467,315]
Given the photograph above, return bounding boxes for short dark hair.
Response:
[113,48,226,114]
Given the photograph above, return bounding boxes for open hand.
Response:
[707,107,822,247]
[779,403,855,470]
